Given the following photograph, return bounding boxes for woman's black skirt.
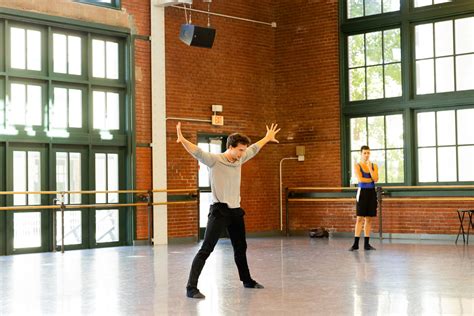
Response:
[356,188,377,217]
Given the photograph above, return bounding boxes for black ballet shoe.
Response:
[186,287,205,299]
[243,280,264,289]
[349,245,359,251]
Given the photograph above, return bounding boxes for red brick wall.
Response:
[288,201,466,235]
[164,1,278,238]
[122,0,152,240]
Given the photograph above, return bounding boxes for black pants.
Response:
[187,203,252,288]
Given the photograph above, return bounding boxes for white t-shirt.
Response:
[191,144,260,208]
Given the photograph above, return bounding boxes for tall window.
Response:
[0,15,131,255]
[342,0,474,186]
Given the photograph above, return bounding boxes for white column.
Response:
[151,0,168,245]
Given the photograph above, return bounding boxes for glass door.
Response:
[91,148,126,247]
[52,147,88,250]
[197,135,226,239]
[5,145,49,255]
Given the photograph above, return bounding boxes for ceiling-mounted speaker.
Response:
[179,24,216,48]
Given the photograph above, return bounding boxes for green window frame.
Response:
[0,9,133,255]
[341,0,474,186]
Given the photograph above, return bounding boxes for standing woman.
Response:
[349,145,379,251]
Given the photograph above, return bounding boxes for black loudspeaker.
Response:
[179,24,216,48]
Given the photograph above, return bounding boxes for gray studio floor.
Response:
[0,237,472,315]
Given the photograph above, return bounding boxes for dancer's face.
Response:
[228,143,248,161]
[361,149,371,162]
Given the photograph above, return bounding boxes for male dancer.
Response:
[176,122,280,299]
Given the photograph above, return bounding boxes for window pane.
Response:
[348,0,363,19]
[14,212,41,249]
[371,150,385,183]
[434,0,451,3]
[53,34,67,74]
[70,153,82,204]
[107,154,119,203]
[10,83,26,125]
[416,59,434,95]
[53,87,68,129]
[457,109,474,145]
[386,114,403,148]
[417,112,436,147]
[11,27,25,69]
[96,209,119,243]
[350,151,360,185]
[27,85,42,126]
[350,117,367,150]
[198,143,210,187]
[95,153,107,203]
[365,0,381,16]
[210,139,223,153]
[458,146,474,181]
[106,92,119,130]
[57,210,82,245]
[28,151,41,205]
[56,152,69,204]
[435,21,453,57]
[415,24,434,59]
[199,192,213,228]
[68,36,82,75]
[13,151,26,206]
[69,89,82,128]
[435,57,454,93]
[437,147,456,182]
[455,17,474,55]
[383,0,399,13]
[349,68,366,101]
[455,54,474,91]
[106,41,119,79]
[383,29,401,63]
[93,91,106,129]
[384,63,402,97]
[418,147,437,182]
[92,39,105,78]
[366,32,382,66]
[348,34,365,67]
[368,116,384,149]
[367,66,383,99]
[436,111,455,146]
[387,149,404,183]
[27,30,41,71]
[414,0,431,7]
